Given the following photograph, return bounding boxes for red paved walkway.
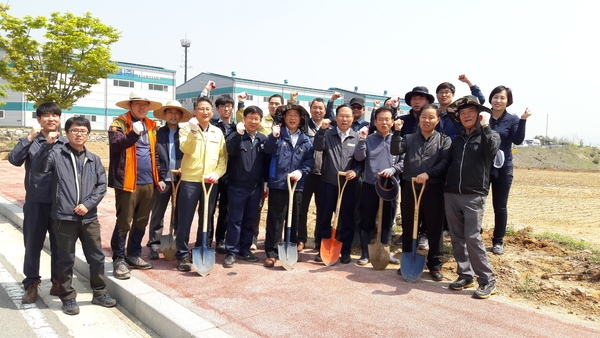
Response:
[1,160,598,337]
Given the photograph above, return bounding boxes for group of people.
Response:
[9,74,532,315]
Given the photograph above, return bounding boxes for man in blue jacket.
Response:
[8,102,68,304]
[146,100,192,259]
[263,104,314,267]
[39,116,116,315]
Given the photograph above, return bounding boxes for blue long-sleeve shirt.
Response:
[490,110,526,168]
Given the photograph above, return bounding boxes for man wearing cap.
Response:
[108,91,162,279]
[436,74,486,140]
[313,104,363,264]
[145,100,192,260]
[263,104,314,267]
[444,95,500,299]
[349,97,370,132]
[9,102,68,303]
[400,86,435,137]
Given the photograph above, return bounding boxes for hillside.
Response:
[512,145,600,171]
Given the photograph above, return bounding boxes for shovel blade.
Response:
[191,246,215,277]
[320,232,342,266]
[160,234,177,261]
[400,240,426,282]
[368,242,390,270]
[278,242,297,270]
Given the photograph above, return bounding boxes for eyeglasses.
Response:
[218,105,233,110]
[437,90,453,96]
[69,129,89,135]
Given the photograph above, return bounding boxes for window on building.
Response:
[74,114,97,122]
[149,83,168,91]
[246,94,254,101]
[0,110,4,119]
[114,80,134,88]
[31,111,36,119]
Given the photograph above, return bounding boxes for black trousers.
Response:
[264,188,302,258]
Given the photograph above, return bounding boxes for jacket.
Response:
[445,126,501,195]
[490,110,526,168]
[313,127,363,186]
[41,144,106,224]
[354,132,402,186]
[399,110,419,137]
[264,126,314,191]
[391,130,451,185]
[8,133,68,203]
[179,124,228,183]
[156,125,183,182]
[226,131,270,189]
[108,112,159,192]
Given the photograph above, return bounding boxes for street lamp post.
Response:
[546,113,549,144]
[180,38,191,83]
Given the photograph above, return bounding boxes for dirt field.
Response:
[47,142,600,326]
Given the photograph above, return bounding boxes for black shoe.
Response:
[237,251,259,262]
[177,256,192,272]
[149,248,159,260]
[216,241,227,254]
[92,293,117,307]
[473,283,496,299]
[223,254,236,268]
[340,253,351,264]
[397,268,402,276]
[62,299,80,315]
[449,278,474,291]
[430,270,444,281]
[314,253,322,262]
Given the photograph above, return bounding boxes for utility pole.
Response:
[180,38,191,83]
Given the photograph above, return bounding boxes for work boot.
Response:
[50,279,59,296]
[178,256,192,272]
[113,258,131,280]
[22,280,41,304]
[125,255,153,270]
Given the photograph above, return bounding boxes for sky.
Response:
[5,0,600,145]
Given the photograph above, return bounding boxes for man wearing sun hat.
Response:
[108,90,163,279]
[145,100,192,259]
[399,86,435,137]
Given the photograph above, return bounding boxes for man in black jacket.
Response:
[146,100,192,259]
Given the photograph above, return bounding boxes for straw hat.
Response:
[115,90,162,111]
[153,100,193,122]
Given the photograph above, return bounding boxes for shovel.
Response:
[320,171,348,266]
[401,178,427,282]
[160,170,180,261]
[192,177,215,276]
[278,174,298,270]
[368,194,390,270]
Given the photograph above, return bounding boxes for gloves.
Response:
[391,96,400,108]
[272,124,281,138]
[188,118,199,131]
[238,92,248,102]
[132,121,144,135]
[157,181,166,192]
[479,111,491,127]
[359,125,369,139]
[205,173,219,183]
[380,168,395,178]
[236,122,245,135]
[289,170,302,181]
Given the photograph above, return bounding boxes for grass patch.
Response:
[515,274,540,296]
[535,232,600,262]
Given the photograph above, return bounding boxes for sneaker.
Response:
[177,256,192,272]
[125,255,153,270]
[250,236,258,251]
[62,299,80,315]
[314,253,322,262]
[149,248,159,260]
[216,241,227,255]
[237,251,259,262]
[492,243,504,255]
[357,256,369,266]
[449,278,474,291]
[389,254,400,265]
[417,234,429,251]
[92,293,117,308]
[473,283,496,299]
[113,259,131,280]
[340,253,351,264]
[223,254,236,268]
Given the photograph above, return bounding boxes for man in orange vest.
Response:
[108,91,162,280]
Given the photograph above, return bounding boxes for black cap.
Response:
[349,97,365,107]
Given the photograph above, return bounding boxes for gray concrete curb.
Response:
[0,195,229,338]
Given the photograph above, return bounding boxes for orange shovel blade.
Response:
[320,229,343,266]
